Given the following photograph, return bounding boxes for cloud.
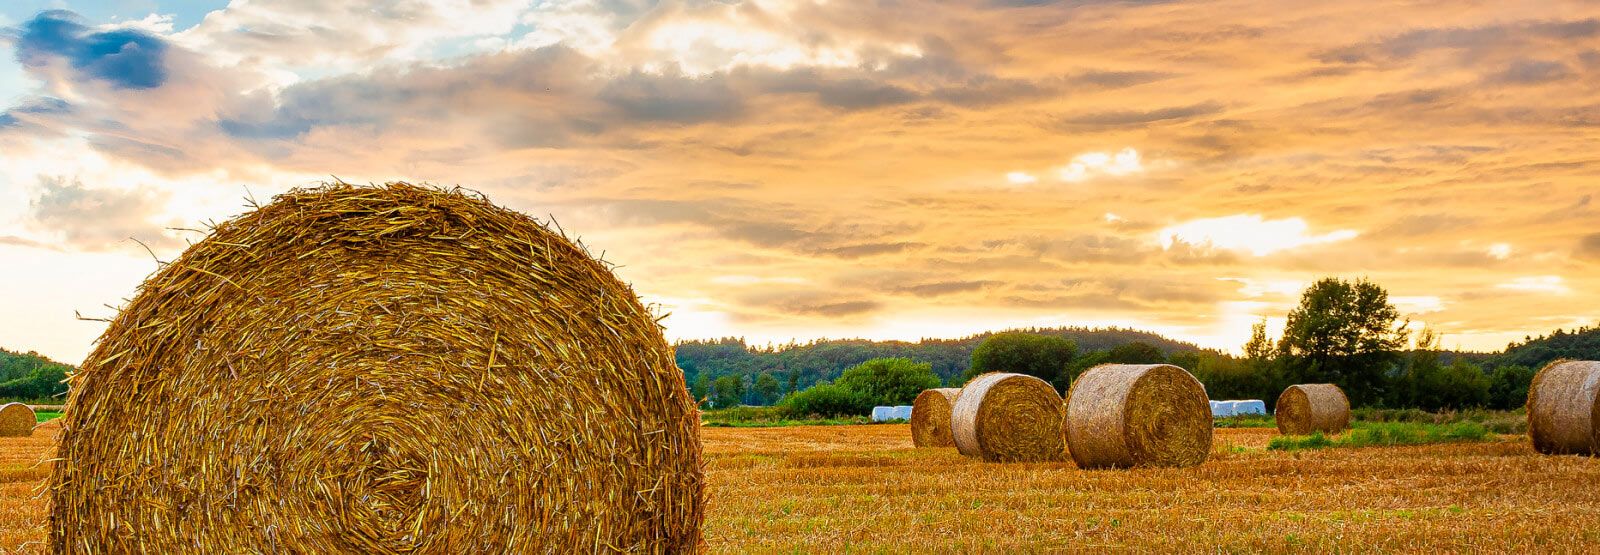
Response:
[11,11,169,89]
[1160,215,1359,257]
[1057,102,1223,127]
[1059,148,1143,181]
[27,176,180,251]
[1575,233,1600,261]
[1495,276,1570,294]
[1488,59,1573,84]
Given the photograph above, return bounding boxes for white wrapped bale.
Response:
[1234,400,1267,416]
[892,406,913,420]
[1210,400,1236,418]
[871,406,894,422]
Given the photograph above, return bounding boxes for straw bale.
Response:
[910,388,960,447]
[1275,384,1350,435]
[1064,364,1211,469]
[47,182,704,553]
[950,373,1064,462]
[1527,360,1600,455]
[0,402,34,437]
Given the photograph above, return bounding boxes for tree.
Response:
[786,370,800,394]
[1488,365,1535,410]
[753,373,781,405]
[713,375,745,409]
[690,374,710,404]
[834,358,941,407]
[1244,320,1275,361]
[963,332,1077,389]
[1107,341,1165,364]
[1276,277,1408,406]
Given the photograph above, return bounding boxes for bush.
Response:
[780,383,873,417]
[1488,365,1535,410]
[834,358,941,407]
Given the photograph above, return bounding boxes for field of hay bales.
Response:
[5,421,1600,551]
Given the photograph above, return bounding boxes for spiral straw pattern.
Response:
[1274,384,1350,436]
[47,183,704,553]
[950,373,1064,462]
[0,402,34,437]
[910,388,960,448]
[1064,364,1211,469]
[1526,359,1600,455]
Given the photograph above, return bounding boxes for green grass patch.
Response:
[1215,414,1276,428]
[36,411,61,422]
[1268,421,1490,451]
[700,405,888,427]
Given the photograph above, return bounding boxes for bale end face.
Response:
[0,402,35,437]
[910,388,960,448]
[951,373,1064,462]
[1064,364,1211,469]
[1274,384,1350,436]
[1526,359,1600,455]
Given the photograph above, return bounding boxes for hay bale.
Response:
[871,406,894,422]
[910,388,960,447]
[1275,384,1350,435]
[48,183,704,552]
[1527,360,1600,455]
[1233,400,1267,416]
[893,405,913,420]
[950,372,1064,462]
[1063,364,1212,469]
[0,402,34,437]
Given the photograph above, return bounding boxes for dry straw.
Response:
[0,402,34,437]
[1275,383,1350,436]
[950,373,1064,462]
[1063,364,1212,469]
[910,388,960,448]
[1526,359,1600,455]
[47,182,704,553]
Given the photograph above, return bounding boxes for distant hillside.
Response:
[674,326,1211,388]
[1488,325,1600,370]
[0,348,73,401]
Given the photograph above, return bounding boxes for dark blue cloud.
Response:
[13,10,169,89]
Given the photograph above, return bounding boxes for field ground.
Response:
[4,421,1599,552]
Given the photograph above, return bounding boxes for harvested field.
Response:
[4,423,1599,551]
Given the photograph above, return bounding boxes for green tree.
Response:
[1276,277,1408,406]
[1107,341,1165,364]
[753,373,781,405]
[690,373,710,403]
[1063,350,1112,390]
[786,370,800,394]
[1488,364,1535,410]
[713,375,745,409]
[963,332,1077,389]
[834,358,941,407]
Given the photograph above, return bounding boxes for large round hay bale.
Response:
[48,183,704,552]
[0,402,34,437]
[1063,364,1212,469]
[910,388,960,447]
[1526,359,1600,455]
[950,373,1064,462]
[1275,383,1350,435]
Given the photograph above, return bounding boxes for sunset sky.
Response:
[3,0,1598,364]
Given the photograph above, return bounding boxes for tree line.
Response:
[695,276,1584,415]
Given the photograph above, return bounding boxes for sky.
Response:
[2,0,1598,365]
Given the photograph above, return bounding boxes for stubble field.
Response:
[3,422,1599,552]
